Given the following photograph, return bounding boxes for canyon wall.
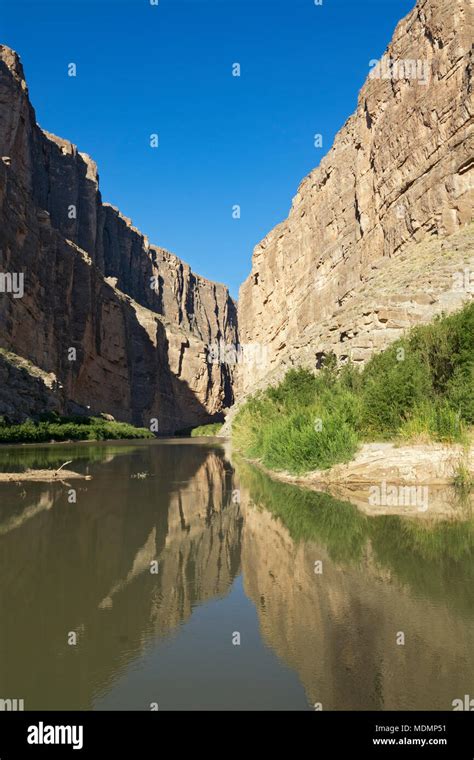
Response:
[0,45,237,431]
[1,0,473,426]
[237,0,473,395]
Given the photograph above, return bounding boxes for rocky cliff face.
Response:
[237,0,473,395]
[1,0,472,427]
[0,46,237,431]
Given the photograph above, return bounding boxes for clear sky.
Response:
[3,0,414,298]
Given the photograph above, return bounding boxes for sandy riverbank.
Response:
[0,469,92,482]
[243,442,473,518]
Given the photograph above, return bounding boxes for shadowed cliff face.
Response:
[237,0,473,394]
[0,442,472,710]
[0,46,237,431]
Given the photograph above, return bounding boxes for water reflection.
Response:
[238,461,474,710]
[0,441,472,710]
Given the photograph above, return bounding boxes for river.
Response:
[0,439,472,710]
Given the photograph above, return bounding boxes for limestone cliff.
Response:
[237,0,473,395]
[1,0,473,427]
[0,45,237,431]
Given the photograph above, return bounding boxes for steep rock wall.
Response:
[0,45,236,430]
[237,0,473,394]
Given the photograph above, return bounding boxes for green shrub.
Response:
[399,399,466,443]
[234,380,360,473]
[0,416,153,444]
[361,342,432,434]
[266,368,320,407]
[260,408,358,473]
[190,423,223,437]
[453,460,474,498]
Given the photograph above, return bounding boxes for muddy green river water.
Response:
[0,439,472,710]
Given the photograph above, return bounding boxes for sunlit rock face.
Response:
[237,0,473,395]
[0,46,237,431]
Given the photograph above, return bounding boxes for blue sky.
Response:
[3,0,414,297]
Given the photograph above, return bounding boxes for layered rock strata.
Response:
[0,46,237,431]
[237,0,473,395]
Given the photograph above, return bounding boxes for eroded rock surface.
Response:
[237,0,473,395]
[0,46,237,431]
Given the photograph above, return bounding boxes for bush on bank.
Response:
[0,414,153,444]
[190,423,223,437]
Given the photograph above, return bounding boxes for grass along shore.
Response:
[0,414,153,444]
[190,423,223,437]
[233,303,474,476]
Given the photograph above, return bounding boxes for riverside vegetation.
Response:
[233,303,474,475]
[190,423,223,437]
[0,413,153,444]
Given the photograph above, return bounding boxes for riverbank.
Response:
[0,467,91,482]
[232,304,473,476]
[242,442,473,518]
[0,415,153,444]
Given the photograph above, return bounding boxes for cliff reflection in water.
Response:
[0,443,242,710]
[237,461,474,710]
[0,441,472,710]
